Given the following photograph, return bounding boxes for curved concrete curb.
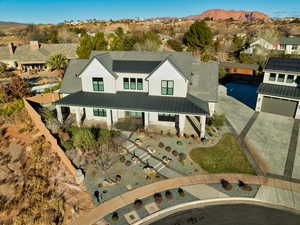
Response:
[133,198,300,225]
[71,174,300,225]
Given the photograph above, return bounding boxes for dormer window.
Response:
[92,77,104,91]
[161,80,174,95]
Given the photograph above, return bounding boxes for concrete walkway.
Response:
[70,174,300,225]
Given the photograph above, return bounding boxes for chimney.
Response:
[8,42,15,55]
[30,41,40,50]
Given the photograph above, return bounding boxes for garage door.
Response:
[261,96,298,117]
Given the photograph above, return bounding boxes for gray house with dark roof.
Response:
[55,51,218,137]
[256,57,300,118]
[0,41,78,72]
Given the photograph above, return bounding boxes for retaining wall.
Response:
[23,98,77,177]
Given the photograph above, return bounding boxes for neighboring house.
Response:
[54,51,218,137]
[220,62,259,76]
[244,38,274,55]
[256,57,300,118]
[0,41,78,72]
[275,37,300,55]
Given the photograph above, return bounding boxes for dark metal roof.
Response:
[55,91,209,115]
[257,83,300,100]
[279,37,300,45]
[264,57,300,73]
[112,60,161,73]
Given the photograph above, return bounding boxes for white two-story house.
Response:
[54,51,218,138]
[256,57,300,118]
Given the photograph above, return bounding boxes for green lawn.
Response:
[190,133,255,174]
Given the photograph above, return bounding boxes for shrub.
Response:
[165,146,172,152]
[0,99,24,117]
[178,188,185,198]
[112,212,119,221]
[125,160,132,167]
[167,39,183,51]
[178,153,187,161]
[134,199,143,209]
[172,150,179,157]
[153,193,163,204]
[165,190,173,200]
[220,179,233,191]
[211,114,225,128]
[119,156,126,163]
[158,142,164,148]
[61,140,74,151]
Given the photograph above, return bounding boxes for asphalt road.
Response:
[149,203,300,225]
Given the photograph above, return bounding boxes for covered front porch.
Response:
[55,105,207,138]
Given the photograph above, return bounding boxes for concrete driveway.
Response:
[217,84,300,182]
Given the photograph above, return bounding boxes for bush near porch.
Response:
[189,133,255,174]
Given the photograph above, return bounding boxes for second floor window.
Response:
[269,73,276,81]
[130,78,136,90]
[123,78,129,89]
[292,45,298,50]
[137,79,143,90]
[287,75,294,83]
[92,78,104,91]
[277,74,285,82]
[161,80,174,95]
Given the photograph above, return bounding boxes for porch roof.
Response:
[257,83,300,100]
[55,91,209,115]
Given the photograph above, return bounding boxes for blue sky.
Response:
[0,0,299,24]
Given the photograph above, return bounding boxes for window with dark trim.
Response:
[123,78,129,89]
[137,78,143,90]
[158,113,176,122]
[93,108,106,117]
[161,80,174,95]
[92,77,104,91]
[130,78,136,90]
[287,75,294,83]
[269,73,276,81]
[277,74,285,82]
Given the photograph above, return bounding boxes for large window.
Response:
[93,108,106,117]
[137,78,143,90]
[158,113,176,122]
[277,74,285,82]
[123,78,129,89]
[287,75,295,83]
[92,78,104,91]
[269,73,276,81]
[130,78,136,90]
[125,111,143,118]
[292,45,298,50]
[280,44,286,50]
[161,80,174,95]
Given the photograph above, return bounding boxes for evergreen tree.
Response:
[76,33,93,59]
[93,32,108,50]
[183,20,213,53]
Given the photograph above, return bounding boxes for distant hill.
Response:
[182,9,269,21]
[0,21,26,26]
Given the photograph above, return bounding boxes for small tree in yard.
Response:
[46,53,68,72]
[183,20,213,54]
[1,77,31,102]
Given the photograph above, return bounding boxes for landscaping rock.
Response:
[75,169,84,184]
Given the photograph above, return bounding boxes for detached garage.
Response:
[261,96,298,117]
[256,83,300,118]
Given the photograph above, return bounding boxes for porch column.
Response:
[144,112,149,128]
[179,114,186,134]
[75,107,81,127]
[106,109,112,129]
[111,109,118,124]
[200,115,206,138]
[56,105,63,123]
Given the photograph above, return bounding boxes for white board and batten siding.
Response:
[147,60,188,97]
[80,58,116,93]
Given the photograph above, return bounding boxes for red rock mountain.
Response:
[182,9,269,21]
